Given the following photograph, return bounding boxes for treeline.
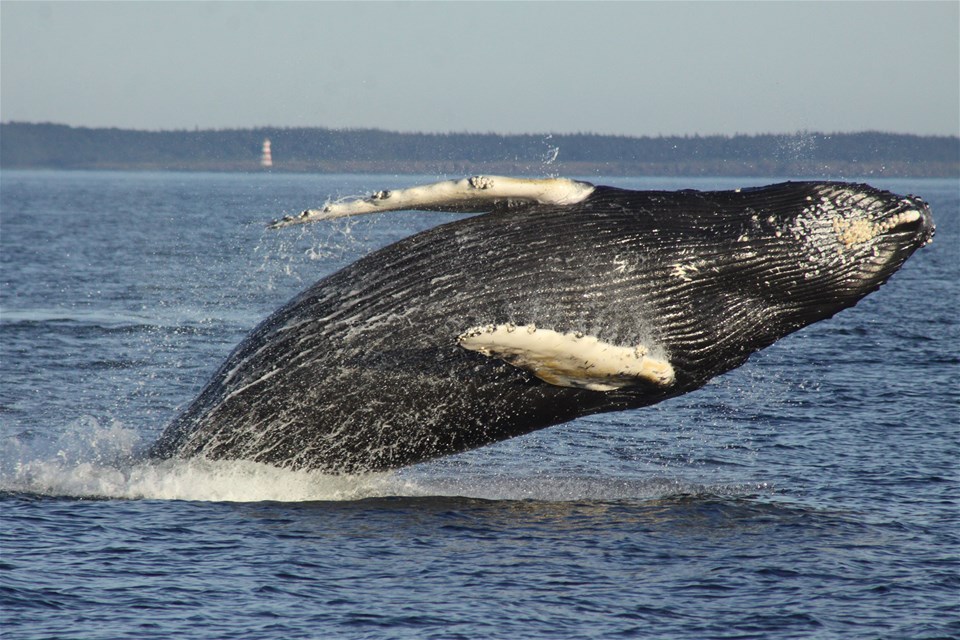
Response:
[1,122,957,177]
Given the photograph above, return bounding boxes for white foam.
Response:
[0,421,399,501]
[1,456,393,502]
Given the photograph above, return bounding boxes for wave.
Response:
[0,306,247,333]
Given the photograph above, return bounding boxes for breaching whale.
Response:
[149,176,935,473]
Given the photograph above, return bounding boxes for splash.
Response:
[252,219,360,289]
[541,134,561,176]
[3,456,397,503]
[1,456,768,503]
[0,417,767,503]
[0,418,396,501]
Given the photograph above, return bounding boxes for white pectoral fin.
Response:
[458,325,675,392]
[269,175,595,228]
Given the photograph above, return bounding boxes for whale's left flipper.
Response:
[268,175,595,228]
[458,324,675,392]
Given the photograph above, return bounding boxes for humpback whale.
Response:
[149,176,935,473]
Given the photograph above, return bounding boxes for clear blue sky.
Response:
[2,1,957,136]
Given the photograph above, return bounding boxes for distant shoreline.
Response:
[2,122,957,178]
[5,160,956,181]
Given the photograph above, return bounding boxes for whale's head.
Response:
[642,182,935,389]
[747,182,934,321]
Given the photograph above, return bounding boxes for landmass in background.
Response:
[1,122,957,178]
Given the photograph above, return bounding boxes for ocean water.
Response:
[1,170,957,639]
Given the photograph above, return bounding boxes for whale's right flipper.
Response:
[269,175,595,228]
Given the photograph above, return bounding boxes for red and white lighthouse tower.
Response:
[260,138,273,168]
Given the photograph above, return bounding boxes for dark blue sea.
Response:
[1,170,957,639]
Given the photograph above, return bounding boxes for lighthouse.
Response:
[260,138,273,168]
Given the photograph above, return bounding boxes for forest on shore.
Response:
[1,122,957,178]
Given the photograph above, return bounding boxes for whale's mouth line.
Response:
[889,196,936,243]
[877,209,926,242]
[882,209,923,230]
[883,206,936,247]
